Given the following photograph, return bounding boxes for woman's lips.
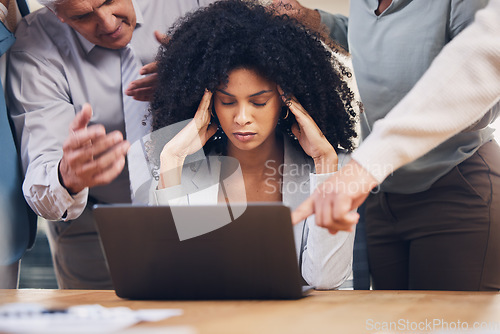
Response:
[233,132,256,142]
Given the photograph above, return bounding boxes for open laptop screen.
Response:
[93,203,306,300]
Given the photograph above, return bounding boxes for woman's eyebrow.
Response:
[249,90,273,97]
[216,89,234,97]
[216,89,274,97]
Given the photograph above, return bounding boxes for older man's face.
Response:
[55,0,136,49]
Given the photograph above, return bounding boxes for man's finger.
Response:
[70,103,93,132]
[127,89,155,102]
[139,63,158,76]
[63,124,106,151]
[86,131,124,160]
[81,140,129,176]
[154,30,170,44]
[291,196,315,225]
[126,73,158,94]
[91,155,127,187]
[342,211,360,231]
[332,192,356,221]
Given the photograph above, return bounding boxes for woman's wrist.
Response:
[313,151,338,174]
[160,153,185,171]
[158,149,186,189]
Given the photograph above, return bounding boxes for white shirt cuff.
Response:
[49,166,88,221]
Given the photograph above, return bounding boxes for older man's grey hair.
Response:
[37,0,69,11]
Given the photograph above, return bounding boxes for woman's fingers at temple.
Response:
[162,90,214,162]
[277,87,335,167]
[194,90,213,128]
[291,123,301,140]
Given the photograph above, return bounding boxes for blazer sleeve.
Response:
[152,182,190,206]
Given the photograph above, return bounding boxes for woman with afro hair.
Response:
[148,0,358,289]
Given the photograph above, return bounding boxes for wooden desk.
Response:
[1,289,500,333]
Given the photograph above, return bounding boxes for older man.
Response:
[7,0,214,289]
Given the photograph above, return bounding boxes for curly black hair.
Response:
[149,0,357,161]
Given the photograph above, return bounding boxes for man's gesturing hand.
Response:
[59,103,130,194]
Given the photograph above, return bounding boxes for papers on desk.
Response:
[0,303,185,333]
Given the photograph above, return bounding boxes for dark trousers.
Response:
[366,140,500,291]
[46,204,113,289]
[353,203,370,290]
[0,261,19,288]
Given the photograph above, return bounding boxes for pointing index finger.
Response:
[291,196,315,225]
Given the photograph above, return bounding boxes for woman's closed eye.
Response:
[220,100,236,106]
[218,99,269,107]
[251,100,269,107]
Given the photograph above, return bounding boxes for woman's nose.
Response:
[234,104,251,125]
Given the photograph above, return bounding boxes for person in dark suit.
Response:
[0,0,36,289]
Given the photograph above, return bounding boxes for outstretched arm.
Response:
[292,0,500,233]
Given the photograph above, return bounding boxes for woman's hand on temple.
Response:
[158,90,217,189]
[278,86,338,174]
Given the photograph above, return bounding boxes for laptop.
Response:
[93,203,310,300]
